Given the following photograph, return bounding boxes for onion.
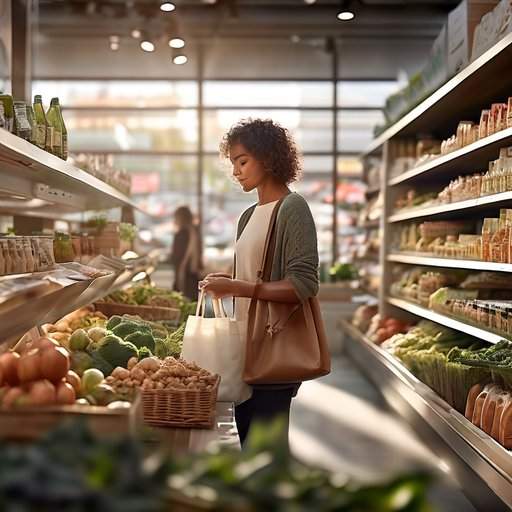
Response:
[34,337,60,351]
[17,349,42,383]
[29,380,56,406]
[56,381,75,405]
[2,387,24,408]
[0,352,20,385]
[40,346,70,383]
[65,370,81,395]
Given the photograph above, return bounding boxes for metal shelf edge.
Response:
[387,297,506,344]
[388,191,512,222]
[387,254,512,272]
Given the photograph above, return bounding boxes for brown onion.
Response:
[65,370,81,395]
[17,349,42,383]
[29,380,56,406]
[40,346,70,383]
[34,337,60,351]
[0,352,20,385]
[2,387,24,408]
[56,381,75,405]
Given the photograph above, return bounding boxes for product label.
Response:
[13,104,31,132]
[53,130,62,149]
[62,135,68,160]
[35,124,46,148]
[46,126,54,149]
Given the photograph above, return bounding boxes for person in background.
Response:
[171,206,201,301]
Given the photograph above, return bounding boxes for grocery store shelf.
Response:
[341,319,512,511]
[0,128,139,213]
[363,33,512,156]
[0,251,162,347]
[388,127,512,186]
[387,297,506,345]
[387,253,512,273]
[388,191,512,223]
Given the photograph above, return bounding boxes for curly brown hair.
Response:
[220,118,302,185]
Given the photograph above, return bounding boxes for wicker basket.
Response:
[142,377,220,429]
[94,301,181,322]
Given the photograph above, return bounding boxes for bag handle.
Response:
[196,290,226,318]
[256,195,288,283]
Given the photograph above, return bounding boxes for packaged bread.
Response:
[481,385,502,434]
[465,383,484,421]
[472,384,499,428]
[491,390,512,441]
[499,400,512,449]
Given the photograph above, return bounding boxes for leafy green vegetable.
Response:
[95,336,138,369]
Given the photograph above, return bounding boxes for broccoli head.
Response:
[95,334,139,368]
[138,346,153,360]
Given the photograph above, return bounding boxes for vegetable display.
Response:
[0,419,433,512]
[382,321,488,413]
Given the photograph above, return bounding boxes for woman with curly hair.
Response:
[200,118,319,447]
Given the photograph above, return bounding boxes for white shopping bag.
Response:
[181,291,252,404]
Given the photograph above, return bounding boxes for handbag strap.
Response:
[256,194,288,283]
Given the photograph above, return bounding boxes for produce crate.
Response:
[142,377,220,429]
[94,301,181,322]
[0,404,131,441]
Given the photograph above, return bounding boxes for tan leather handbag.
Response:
[243,197,331,384]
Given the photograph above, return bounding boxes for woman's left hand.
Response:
[200,277,237,299]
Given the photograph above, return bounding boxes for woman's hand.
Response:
[202,272,231,280]
[200,277,237,299]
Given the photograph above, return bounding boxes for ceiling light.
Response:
[131,28,141,39]
[337,0,355,20]
[173,54,188,65]
[160,1,176,11]
[169,37,185,49]
[140,39,155,52]
[304,0,317,4]
[110,42,120,51]
[203,0,217,4]
[109,35,120,43]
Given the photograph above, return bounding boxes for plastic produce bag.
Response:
[181,291,252,404]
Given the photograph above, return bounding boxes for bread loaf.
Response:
[491,390,511,441]
[499,400,512,449]
[472,384,498,428]
[465,383,483,421]
[481,385,501,435]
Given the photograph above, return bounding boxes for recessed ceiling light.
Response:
[109,35,120,43]
[337,10,354,20]
[131,29,141,39]
[304,0,317,4]
[110,42,120,51]
[337,0,355,20]
[169,37,185,49]
[140,40,155,52]
[160,2,176,12]
[173,54,188,65]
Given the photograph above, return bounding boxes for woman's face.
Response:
[229,143,268,192]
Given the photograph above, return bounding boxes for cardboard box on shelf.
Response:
[447,0,499,76]
[422,25,449,96]
[472,0,512,61]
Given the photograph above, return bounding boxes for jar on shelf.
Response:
[54,233,74,263]
[71,235,82,263]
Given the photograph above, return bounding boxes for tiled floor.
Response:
[290,356,477,512]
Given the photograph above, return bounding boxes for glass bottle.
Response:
[25,104,37,145]
[55,99,68,160]
[46,98,63,159]
[13,101,31,141]
[33,95,51,152]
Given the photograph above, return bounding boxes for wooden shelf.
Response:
[387,297,505,345]
[387,253,512,273]
[388,127,512,187]
[363,33,512,156]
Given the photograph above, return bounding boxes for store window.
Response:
[64,109,198,152]
[32,80,198,108]
[337,80,399,108]
[337,110,384,152]
[204,109,333,153]
[204,81,333,107]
